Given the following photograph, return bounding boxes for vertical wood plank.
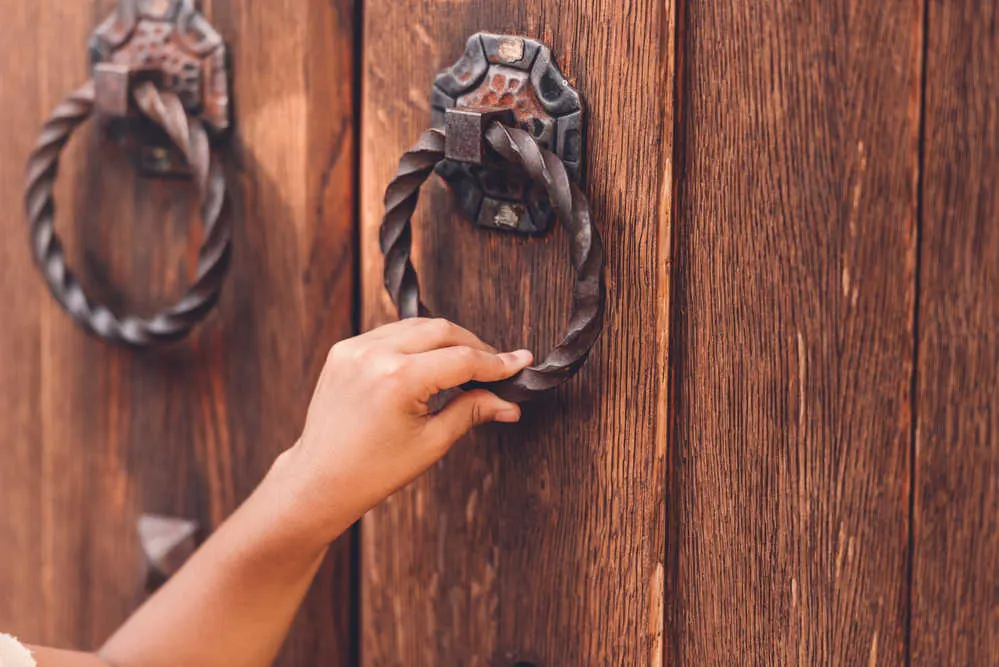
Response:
[360,2,675,665]
[912,1,999,663]
[0,1,356,664]
[667,1,921,664]
[0,0,47,642]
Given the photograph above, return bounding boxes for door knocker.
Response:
[379,33,606,402]
[24,0,232,347]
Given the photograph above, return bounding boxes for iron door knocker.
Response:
[380,33,606,403]
[25,0,232,347]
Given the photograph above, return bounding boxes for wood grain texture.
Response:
[360,2,675,666]
[667,2,921,664]
[911,1,999,664]
[0,1,357,664]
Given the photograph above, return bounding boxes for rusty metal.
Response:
[138,514,198,593]
[432,33,584,234]
[444,108,513,165]
[24,0,232,347]
[379,117,605,402]
[91,0,229,176]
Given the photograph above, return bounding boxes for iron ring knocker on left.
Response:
[25,80,231,347]
[24,0,233,348]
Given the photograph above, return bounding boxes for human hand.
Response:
[86,321,530,667]
[280,318,533,537]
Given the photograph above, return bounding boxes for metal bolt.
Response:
[497,37,525,63]
[494,204,519,229]
[143,146,172,174]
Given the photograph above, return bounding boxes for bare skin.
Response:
[21,318,532,667]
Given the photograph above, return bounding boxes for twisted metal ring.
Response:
[380,123,605,402]
[25,79,231,347]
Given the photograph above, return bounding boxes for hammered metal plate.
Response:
[89,0,229,176]
[431,33,584,234]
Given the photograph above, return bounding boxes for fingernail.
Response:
[504,349,533,366]
[494,409,521,423]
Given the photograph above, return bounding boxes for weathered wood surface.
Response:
[360,1,675,665]
[3,1,997,665]
[0,1,357,664]
[666,2,921,664]
[911,1,999,664]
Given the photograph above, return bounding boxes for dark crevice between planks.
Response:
[349,524,361,667]
[349,0,365,340]
[904,1,931,665]
[662,0,686,662]
[348,0,365,666]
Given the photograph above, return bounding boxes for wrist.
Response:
[258,443,362,547]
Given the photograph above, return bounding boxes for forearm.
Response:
[97,451,351,667]
[23,319,526,667]
[26,646,108,667]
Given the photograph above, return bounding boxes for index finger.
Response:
[368,318,498,355]
[408,346,534,394]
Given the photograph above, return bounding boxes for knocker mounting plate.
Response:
[89,0,229,177]
[431,33,584,234]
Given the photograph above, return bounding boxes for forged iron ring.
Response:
[379,122,605,403]
[24,79,232,347]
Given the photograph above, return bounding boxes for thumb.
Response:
[426,389,521,448]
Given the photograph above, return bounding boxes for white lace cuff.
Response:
[0,635,36,667]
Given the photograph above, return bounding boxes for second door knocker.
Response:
[379,33,606,403]
[24,0,233,347]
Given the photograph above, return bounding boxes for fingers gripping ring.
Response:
[379,121,606,403]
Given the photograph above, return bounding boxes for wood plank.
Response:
[911,1,999,663]
[667,2,921,663]
[0,0,47,643]
[0,1,356,664]
[360,3,675,665]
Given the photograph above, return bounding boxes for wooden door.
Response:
[360,1,998,666]
[0,1,356,665]
[1,1,995,665]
